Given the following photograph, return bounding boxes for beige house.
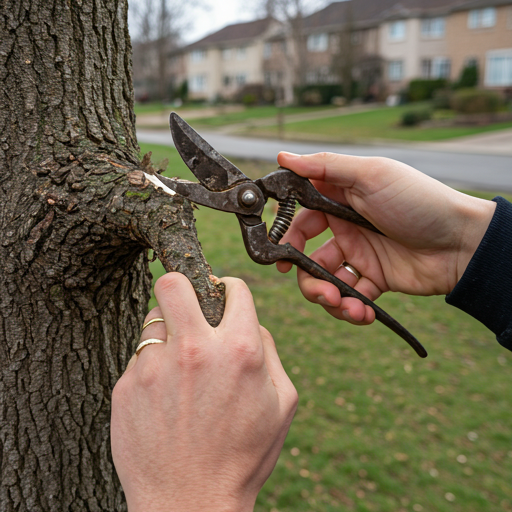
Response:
[447,1,512,88]
[165,0,512,103]
[379,0,512,92]
[183,18,283,101]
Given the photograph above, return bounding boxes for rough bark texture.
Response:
[0,0,224,510]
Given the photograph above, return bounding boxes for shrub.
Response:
[242,93,257,106]
[401,108,432,126]
[456,64,479,89]
[451,88,503,114]
[301,89,323,105]
[407,79,448,102]
[433,89,453,110]
[295,84,341,105]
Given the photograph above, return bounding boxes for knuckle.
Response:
[176,341,207,371]
[231,338,263,369]
[154,272,185,297]
[144,306,163,324]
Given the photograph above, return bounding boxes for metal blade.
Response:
[170,112,251,192]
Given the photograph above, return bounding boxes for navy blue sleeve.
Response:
[446,196,512,351]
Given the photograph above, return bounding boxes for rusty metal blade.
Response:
[169,112,251,192]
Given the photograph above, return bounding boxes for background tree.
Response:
[255,0,328,98]
[130,0,190,100]
[0,0,223,510]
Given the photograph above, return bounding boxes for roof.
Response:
[187,17,278,49]
[302,0,512,31]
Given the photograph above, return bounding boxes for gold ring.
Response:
[136,338,166,356]
[141,317,165,333]
[342,262,362,280]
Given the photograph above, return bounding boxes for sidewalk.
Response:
[415,128,512,156]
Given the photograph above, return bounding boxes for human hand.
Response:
[111,273,298,512]
[276,152,496,325]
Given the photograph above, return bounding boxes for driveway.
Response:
[137,129,512,193]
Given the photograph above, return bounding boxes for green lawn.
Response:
[246,105,512,142]
[190,105,335,127]
[139,143,512,512]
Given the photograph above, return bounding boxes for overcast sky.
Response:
[183,0,257,43]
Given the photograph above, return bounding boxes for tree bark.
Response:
[0,1,224,510]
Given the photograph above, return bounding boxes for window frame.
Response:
[190,49,207,62]
[307,33,329,52]
[421,17,446,38]
[388,60,404,81]
[388,20,406,41]
[485,48,512,86]
[468,7,497,29]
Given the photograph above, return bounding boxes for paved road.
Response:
[137,129,512,193]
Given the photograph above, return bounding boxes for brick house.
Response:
[163,0,512,103]
[379,0,512,93]
[181,17,283,101]
[446,0,512,89]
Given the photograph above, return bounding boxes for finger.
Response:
[277,152,376,192]
[276,208,329,274]
[154,272,211,341]
[218,277,260,334]
[140,307,167,343]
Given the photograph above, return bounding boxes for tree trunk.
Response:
[0,1,224,510]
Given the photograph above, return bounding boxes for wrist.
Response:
[127,490,257,512]
[454,195,496,287]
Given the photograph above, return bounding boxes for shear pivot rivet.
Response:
[241,190,257,207]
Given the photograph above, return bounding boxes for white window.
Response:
[263,42,272,59]
[222,48,232,60]
[389,21,406,41]
[432,57,451,78]
[482,7,497,27]
[307,33,328,52]
[235,73,247,85]
[190,49,206,62]
[388,60,404,81]
[189,74,207,92]
[468,8,496,29]
[486,49,512,86]
[421,17,446,38]
[237,47,247,60]
[421,57,451,79]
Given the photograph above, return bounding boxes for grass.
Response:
[134,101,210,115]
[139,142,512,512]
[190,105,335,127]
[244,105,512,142]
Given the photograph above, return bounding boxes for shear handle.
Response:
[256,168,382,235]
[237,216,427,358]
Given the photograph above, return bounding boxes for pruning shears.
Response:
[146,112,427,358]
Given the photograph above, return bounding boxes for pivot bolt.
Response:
[240,190,257,207]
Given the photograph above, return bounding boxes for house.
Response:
[183,17,283,101]
[164,0,512,104]
[446,0,512,89]
[378,0,512,92]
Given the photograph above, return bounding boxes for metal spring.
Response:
[269,194,296,244]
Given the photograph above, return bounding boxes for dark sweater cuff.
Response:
[446,197,512,350]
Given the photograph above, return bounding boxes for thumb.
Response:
[277,151,373,190]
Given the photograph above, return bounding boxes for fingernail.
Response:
[342,310,353,321]
[124,354,137,373]
[317,295,334,307]
[281,152,300,158]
